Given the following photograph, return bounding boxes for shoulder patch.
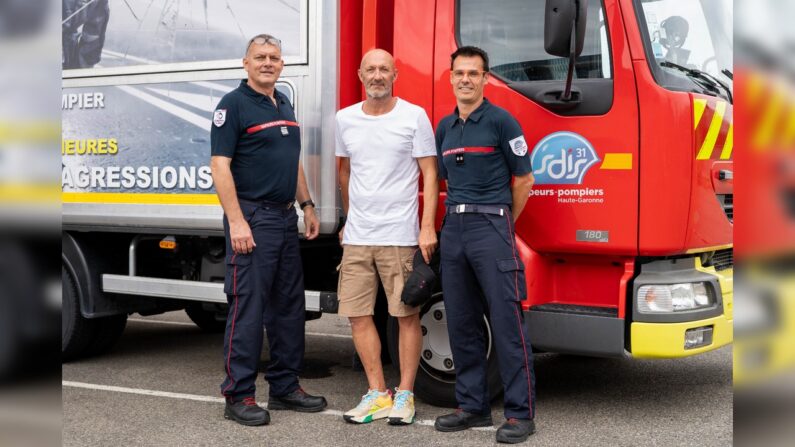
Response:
[509,135,528,156]
[213,109,227,127]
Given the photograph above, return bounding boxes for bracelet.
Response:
[299,199,315,210]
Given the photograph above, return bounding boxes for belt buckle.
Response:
[456,204,465,214]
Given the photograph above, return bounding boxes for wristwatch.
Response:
[299,199,315,210]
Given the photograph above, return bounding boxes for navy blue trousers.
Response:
[220,200,305,400]
[440,210,536,420]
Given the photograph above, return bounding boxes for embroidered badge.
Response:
[509,135,528,156]
[213,109,227,127]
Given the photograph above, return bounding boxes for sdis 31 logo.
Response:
[530,132,600,185]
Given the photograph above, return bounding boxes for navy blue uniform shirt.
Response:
[435,98,531,206]
[211,80,300,203]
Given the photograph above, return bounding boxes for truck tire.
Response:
[185,304,226,332]
[0,295,19,380]
[387,292,502,408]
[85,314,127,356]
[62,266,95,362]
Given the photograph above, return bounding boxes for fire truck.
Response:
[61,0,733,406]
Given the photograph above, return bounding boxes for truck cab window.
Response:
[457,0,611,82]
[636,0,733,101]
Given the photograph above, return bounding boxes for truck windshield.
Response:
[638,0,733,98]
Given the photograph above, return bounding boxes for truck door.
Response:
[432,0,640,261]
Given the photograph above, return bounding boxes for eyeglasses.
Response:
[452,70,486,81]
[246,34,282,54]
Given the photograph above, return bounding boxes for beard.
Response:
[365,84,392,99]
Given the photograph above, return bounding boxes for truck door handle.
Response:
[534,87,583,111]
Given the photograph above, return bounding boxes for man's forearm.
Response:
[338,158,350,215]
[296,162,312,203]
[211,158,244,223]
[417,156,439,229]
[511,174,534,221]
[420,173,438,230]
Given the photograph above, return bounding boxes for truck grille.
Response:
[709,249,734,272]
[717,194,733,223]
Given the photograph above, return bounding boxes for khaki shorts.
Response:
[337,245,419,318]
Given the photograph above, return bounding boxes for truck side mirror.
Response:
[543,0,589,104]
[544,0,588,57]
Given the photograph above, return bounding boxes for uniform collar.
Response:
[239,79,287,105]
[450,97,490,127]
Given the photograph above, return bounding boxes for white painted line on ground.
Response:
[61,381,496,430]
[305,332,353,340]
[129,318,194,326]
[63,381,226,404]
[128,318,354,339]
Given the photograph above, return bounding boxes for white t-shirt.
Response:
[335,98,436,246]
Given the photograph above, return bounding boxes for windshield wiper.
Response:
[721,68,733,80]
[660,61,733,103]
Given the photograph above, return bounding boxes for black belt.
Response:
[239,198,295,210]
[447,204,509,216]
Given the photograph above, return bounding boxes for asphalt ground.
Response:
[63,311,732,446]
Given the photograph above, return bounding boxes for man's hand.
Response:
[304,206,320,240]
[418,226,438,263]
[338,224,345,245]
[230,218,256,254]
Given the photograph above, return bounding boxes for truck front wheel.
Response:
[387,292,501,407]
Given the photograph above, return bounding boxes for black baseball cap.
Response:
[401,249,439,307]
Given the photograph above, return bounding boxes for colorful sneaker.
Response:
[343,389,393,424]
[388,388,415,425]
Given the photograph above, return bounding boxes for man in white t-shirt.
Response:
[336,49,438,426]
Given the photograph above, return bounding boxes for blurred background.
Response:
[734,0,795,446]
[0,0,61,446]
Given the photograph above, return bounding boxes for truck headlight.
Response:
[637,282,714,313]
[733,284,778,337]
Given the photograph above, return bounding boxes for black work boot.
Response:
[496,418,536,444]
[268,387,328,413]
[224,397,270,426]
[434,408,493,432]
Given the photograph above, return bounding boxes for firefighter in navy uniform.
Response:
[210,34,327,426]
[432,46,537,444]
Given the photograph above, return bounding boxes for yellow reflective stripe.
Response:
[753,83,785,150]
[62,192,220,205]
[600,153,633,170]
[0,184,61,203]
[784,107,795,147]
[693,98,708,129]
[720,122,734,160]
[746,73,765,108]
[685,244,733,254]
[696,101,727,160]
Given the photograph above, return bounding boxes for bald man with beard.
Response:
[335,49,439,425]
